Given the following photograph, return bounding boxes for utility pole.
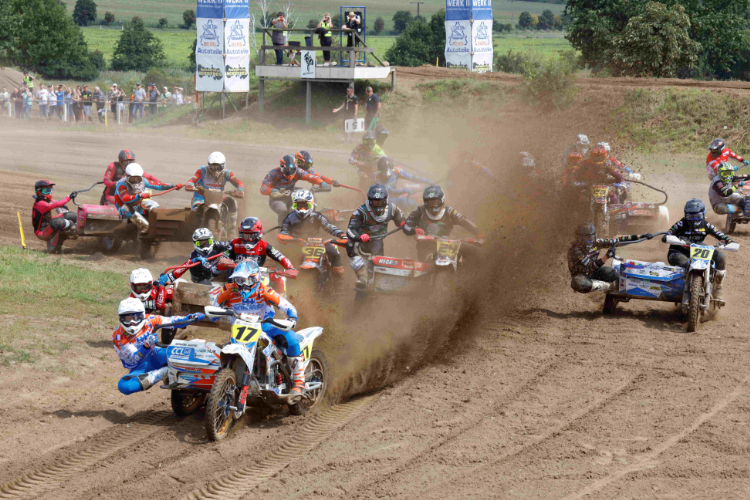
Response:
[410,1,425,18]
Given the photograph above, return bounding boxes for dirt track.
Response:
[2,118,750,500]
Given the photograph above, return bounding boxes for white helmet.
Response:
[207,151,226,177]
[596,142,611,153]
[576,134,590,147]
[192,227,214,255]
[118,297,146,336]
[291,189,315,218]
[129,268,154,301]
[125,163,145,190]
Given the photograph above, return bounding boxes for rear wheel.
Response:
[687,273,704,333]
[206,213,219,235]
[603,294,618,315]
[205,368,237,441]
[290,349,329,416]
[171,390,206,417]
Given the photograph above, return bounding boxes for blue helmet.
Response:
[230,260,261,300]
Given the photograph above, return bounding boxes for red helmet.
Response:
[590,146,608,164]
[567,152,583,167]
[238,217,262,247]
[35,179,55,201]
[118,149,135,164]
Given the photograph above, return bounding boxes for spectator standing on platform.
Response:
[332,85,358,132]
[317,13,333,66]
[272,12,287,66]
[0,87,9,116]
[23,88,32,119]
[12,88,23,118]
[93,86,105,122]
[22,72,35,92]
[364,86,380,130]
[343,11,361,48]
[161,86,171,108]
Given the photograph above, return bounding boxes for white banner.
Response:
[471,20,493,73]
[444,20,471,70]
[196,18,224,91]
[300,50,316,78]
[224,18,250,91]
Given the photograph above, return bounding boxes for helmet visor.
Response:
[119,312,144,327]
[370,199,387,210]
[686,213,703,223]
[208,163,223,174]
[233,275,258,288]
[128,176,143,185]
[39,187,52,195]
[194,238,213,249]
[294,201,311,211]
[121,158,134,167]
[240,231,261,243]
[131,283,152,295]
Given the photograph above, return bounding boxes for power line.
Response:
[410,2,425,18]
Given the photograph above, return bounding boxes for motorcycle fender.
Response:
[221,344,256,372]
[689,260,710,271]
[207,204,221,211]
[296,327,323,360]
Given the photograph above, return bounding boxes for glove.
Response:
[359,234,370,243]
[142,334,156,350]
[320,182,330,189]
[158,274,170,285]
[644,233,654,240]
[193,255,208,266]
[744,160,749,166]
[69,191,78,200]
[415,228,425,236]
[332,180,340,187]
[140,192,151,199]
[175,183,184,190]
[606,248,616,259]
[739,181,745,187]
[400,221,406,228]
[188,313,205,322]
[661,234,668,243]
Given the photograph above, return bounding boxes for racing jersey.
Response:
[303,168,334,185]
[707,149,745,181]
[567,235,641,277]
[349,144,385,172]
[214,282,297,320]
[112,314,195,370]
[187,166,244,192]
[665,218,731,250]
[347,203,405,239]
[280,211,345,240]
[572,159,624,185]
[164,242,234,284]
[370,167,434,196]
[227,238,294,270]
[128,283,172,314]
[103,161,163,198]
[114,178,173,212]
[709,175,749,206]
[260,168,322,195]
[31,195,70,232]
[403,205,480,238]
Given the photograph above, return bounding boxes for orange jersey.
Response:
[213,282,296,320]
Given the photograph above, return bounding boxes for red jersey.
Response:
[128,284,173,314]
[228,238,293,270]
[32,195,71,233]
[707,149,745,180]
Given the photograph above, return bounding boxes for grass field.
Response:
[494,32,572,58]
[64,0,564,30]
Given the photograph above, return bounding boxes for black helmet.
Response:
[375,124,389,146]
[684,198,705,228]
[238,216,263,247]
[363,130,376,147]
[279,155,297,178]
[575,223,597,245]
[366,184,389,220]
[377,156,394,176]
[118,149,135,163]
[423,185,445,218]
[709,139,725,156]
[294,150,313,170]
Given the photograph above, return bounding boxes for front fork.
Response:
[682,269,714,313]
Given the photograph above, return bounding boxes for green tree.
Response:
[183,9,196,29]
[332,14,341,29]
[530,14,539,29]
[306,18,318,29]
[158,17,168,28]
[373,17,385,34]
[0,0,98,79]
[385,9,445,67]
[392,10,413,34]
[104,11,115,25]
[610,2,699,77]
[72,0,96,26]
[111,16,166,71]
[89,49,106,70]
[188,38,196,72]
[538,9,555,30]
[518,12,533,29]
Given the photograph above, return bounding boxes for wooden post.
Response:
[391,67,396,92]
[349,49,355,68]
[259,78,264,113]
[261,29,266,66]
[305,80,311,126]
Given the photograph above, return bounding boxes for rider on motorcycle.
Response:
[568,223,653,293]
[113,297,204,395]
[346,184,406,287]
[370,157,435,209]
[349,130,386,183]
[403,185,484,262]
[186,151,244,232]
[596,142,639,203]
[114,163,182,234]
[214,261,305,398]
[31,180,78,241]
[562,152,584,187]
[277,189,347,279]
[571,145,625,204]
[706,139,749,181]
[260,155,325,225]
[294,150,340,190]
[564,134,591,160]
[663,199,733,301]
[709,161,750,215]
[102,150,164,205]
[159,228,234,285]
[129,268,179,343]
[375,123,389,147]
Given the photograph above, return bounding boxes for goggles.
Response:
[370,199,387,209]
[686,213,703,222]
[294,201,311,211]
[131,283,153,294]
[233,275,259,288]
[194,238,213,249]
[39,187,53,195]
[208,163,223,172]
[240,231,261,242]
[425,199,443,209]
[710,149,722,155]
[128,176,143,185]
[119,312,144,326]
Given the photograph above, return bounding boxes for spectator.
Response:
[161,86,172,108]
[0,87,9,116]
[22,71,35,92]
[128,92,136,123]
[364,86,380,130]
[93,86,105,122]
[271,12,287,66]
[148,83,160,115]
[81,85,93,122]
[73,87,83,122]
[12,88,22,119]
[332,85,358,131]
[343,11,361,48]
[133,82,146,119]
[108,84,120,121]
[37,85,48,118]
[48,84,58,119]
[317,13,333,66]
[55,84,65,120]
[172,86,184,106]
[23,88,32,119]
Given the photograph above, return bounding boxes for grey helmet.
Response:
[377,156,394,178]
[684,198,705,229]
[575,223,596,246]
[423,185,446,220]
[366,184,389,222]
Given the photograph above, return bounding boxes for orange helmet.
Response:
[590,146,608,164]
[567,152,583,167]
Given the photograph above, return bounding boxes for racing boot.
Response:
[590,280,617,293]
[331,266,345,281]
[132,212,150,234]
[287,355,306,402]
[353,266,368,289]
[713,270,726,304]
[137,367,168,391]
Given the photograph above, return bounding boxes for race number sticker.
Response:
[231,324,261,344]
[302,246,326,259]
[691,247,712,261]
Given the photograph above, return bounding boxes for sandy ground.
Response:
[1,113,750,500]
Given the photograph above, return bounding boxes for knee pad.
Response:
[571,275,592,293]
[284,332,303,357]
[142,200,159,211]
[63,211,77,223]
[118,375,145,395]
[350,255,365,271]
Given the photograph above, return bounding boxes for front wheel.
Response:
[205,212,220,236]
[205,368,237,441]
[289,349,329,416]
[593,207,608,238]
[171,390,206,417]
[687,273,704,333]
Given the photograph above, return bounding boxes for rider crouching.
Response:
[160,228,233,285]
[709,162,750,216]
[663,199,733,302]
[31,180,77,241]
[186,151,244,233]
[260,155,324,226]
[114,163,181,234]
[568,223,653,294]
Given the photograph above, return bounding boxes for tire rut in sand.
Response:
[183,396,374,500]
[0,411,174,500]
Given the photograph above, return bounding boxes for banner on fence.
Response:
[300,50,316,78]
[444,0,493,73]
[196,0,251,92]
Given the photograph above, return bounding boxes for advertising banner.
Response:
[225,18,250,91]
[444,0,493,72]
[196,0,251,92]
[300,50,316,78]
[196,16,224,91]
[472,19,493,73]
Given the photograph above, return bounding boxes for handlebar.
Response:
[70,181,105,206]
